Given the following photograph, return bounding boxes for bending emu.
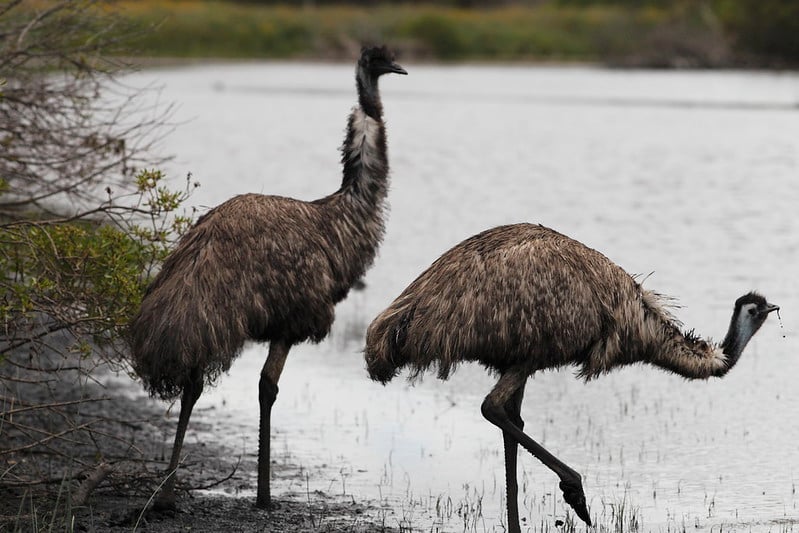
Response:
[129,46,406,510]
[365,223,778,530]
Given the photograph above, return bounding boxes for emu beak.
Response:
[763,303,780,316]
[388,62,408,75]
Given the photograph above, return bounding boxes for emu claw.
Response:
[559,479,592,526]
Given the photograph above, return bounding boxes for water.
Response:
[124,62,799,531]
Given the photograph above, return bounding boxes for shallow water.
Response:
[124,62,799,531]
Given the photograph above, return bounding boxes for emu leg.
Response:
[153,370,204,511]
[502,385,526,532]
[481,368,592,527]
[256,340,291,509]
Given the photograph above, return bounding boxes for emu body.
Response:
[365,223,778,530]
[129,46,406,510]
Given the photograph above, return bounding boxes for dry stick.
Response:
[186,455,242,491]
[0,461,19,480]
[82,422,147,459]
[72,462,113,507]
[4,357,87,373]
[0,322,71,355]
[1,418,89,447]
[132,453,191,533]
[1,397,108,417]
[2,474,79,487]
[17,414,147,462]
[0,374,56,384]
[0,0,23,19]
[0,419,99,455]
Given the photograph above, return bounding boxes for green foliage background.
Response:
[97,0,799,66]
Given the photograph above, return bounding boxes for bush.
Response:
[0,1,195,517]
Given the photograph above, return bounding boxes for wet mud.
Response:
[0,347,393,533]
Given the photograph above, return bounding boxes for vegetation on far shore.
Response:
[92,0,799,67]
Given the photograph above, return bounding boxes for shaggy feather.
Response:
[130,48,398,400]
[364,222,775,533]
[365,223,765,384]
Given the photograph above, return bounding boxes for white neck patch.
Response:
[347,108,380,171]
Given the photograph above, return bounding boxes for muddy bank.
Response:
[0,341,394,533]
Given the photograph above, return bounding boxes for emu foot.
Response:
[559,478,591,526]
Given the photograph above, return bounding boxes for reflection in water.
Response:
[124,63,799,531]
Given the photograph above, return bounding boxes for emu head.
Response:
[722,291,779,358]
[733,292,779,336]
[358,45,407,81]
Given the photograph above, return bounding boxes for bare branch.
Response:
[72,462,114,506]
[0,1,197,507]
[1,419,100,455]
[0,1,23,20]
[184,456,243,492]
[1,397,108,417]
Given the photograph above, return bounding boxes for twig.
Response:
[0,374,56,384]
[133,453,190,532]
[0,321,71,356]
[1,397,109,417]
[72,462,113,507]
[183,455,242,491]
[0,419,99,455]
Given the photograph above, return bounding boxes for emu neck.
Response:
[357,74,383,121]
[719,315,747,374]
[308,71,390,298]
[338,75,390,206]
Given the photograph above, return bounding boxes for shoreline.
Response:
[119,54,797,73]
[0,348,395,533]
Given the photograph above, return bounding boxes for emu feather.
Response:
[365,222,778,532]
[129,46,406,511]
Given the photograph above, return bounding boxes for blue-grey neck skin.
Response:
[356,65,383,121]
[720,315,745,370]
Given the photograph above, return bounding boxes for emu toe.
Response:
[559,479,591,526]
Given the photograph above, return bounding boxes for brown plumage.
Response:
[365,222,778,531]
[129,46,406,510]
[133,193,381,398]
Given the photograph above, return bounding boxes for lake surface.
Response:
[123,62,799,532]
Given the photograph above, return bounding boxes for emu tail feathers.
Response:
[128,282,247,400]
[364,300,415,384]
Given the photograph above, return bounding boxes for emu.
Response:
[365,223,778,530]
[129,46,406,511]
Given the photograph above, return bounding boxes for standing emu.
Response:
[365,223,778,530]
[129,46,406,510]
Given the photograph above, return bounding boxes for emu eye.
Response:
[748,308,757,316]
